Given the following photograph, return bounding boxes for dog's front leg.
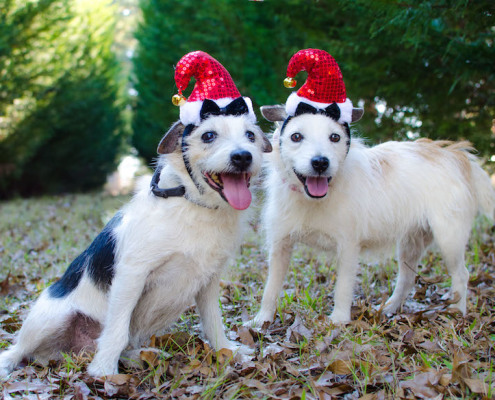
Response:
[329,245,359,324]
[246,236,294,328]
[196,275,235,350]
[87,267,147,377]
[196,275,253,358]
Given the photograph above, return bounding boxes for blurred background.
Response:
[0,0,493,199]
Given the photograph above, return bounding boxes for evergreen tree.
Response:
[132,0,494,163]
[0,0,126,197]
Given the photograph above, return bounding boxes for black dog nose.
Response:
[231,150,253,171]
[311,156,329,174]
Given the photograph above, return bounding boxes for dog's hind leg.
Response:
[383,229,433,314]
[87,265,147,377]
[246,237,294,328]
[434,230,470,315]
[0,292,72,379]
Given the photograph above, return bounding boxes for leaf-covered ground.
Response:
[0,192,494,399]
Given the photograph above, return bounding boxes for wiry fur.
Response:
[0,115,269,378]
[248,108,495,327]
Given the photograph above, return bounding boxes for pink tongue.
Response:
[221,173,252,210]
[305,176,329,197]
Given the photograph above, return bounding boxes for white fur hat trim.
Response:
[285,92,354,125]
[180,97,256,126]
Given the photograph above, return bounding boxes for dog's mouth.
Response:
[293,169,331,198]
[203,172,252,210]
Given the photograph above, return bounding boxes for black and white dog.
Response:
[0,110,271,378]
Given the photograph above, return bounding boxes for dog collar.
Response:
[150,164,219,210]
[150,165,186,198]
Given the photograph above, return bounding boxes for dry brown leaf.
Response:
[327,359,352,375]
[217,347,234,365]
[399,370,442,399]
[103,373,138,398]
[140,348,161,368]
[242,378,267,391]
[286,314,312,343]
[358,394,377,400]
[452,351,472,383]
[236,325,256,348]
[314,371,335,387]
[181,358,202,373]
[263,342,284,358]
[3,380,59,394]
[417,340,441,353]
[463,378,489,395]
[0,273,11,295]
[439,373,452,386]
[73,381,91,400]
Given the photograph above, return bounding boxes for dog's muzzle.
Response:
[202,150,254,211]
[294,165,332,199]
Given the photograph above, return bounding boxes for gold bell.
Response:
[283,77,297,88]
[172,93,186,106]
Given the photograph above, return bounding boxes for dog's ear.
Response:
[351,108,364,123]
[157,121,185,154]
[260,132,273,153]
[260,105,287,122]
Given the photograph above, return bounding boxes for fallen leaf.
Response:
[463,378,489,395]
[399,370,442,399]
[327,359,352,375]
[3,380,58,394]
[236,325,256,347]
[452,351,472,383]
[263,342,284,358]
[140,348,161,368]
[217,347,234,365]
[73,381,91,400]
[286,314,312,343]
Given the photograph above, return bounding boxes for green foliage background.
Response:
[0,0,493,196]
[133,0,494,164]
[0,0,126,198]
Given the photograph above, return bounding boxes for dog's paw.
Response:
[243,312,274,329]
[0,365,12,381]
[382,302,399,316]
[0,351,18,381]
[328,310,350,325]
[87,358,119,377]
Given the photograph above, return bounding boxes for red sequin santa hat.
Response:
[172,51,256,126]
[284,49,354,125]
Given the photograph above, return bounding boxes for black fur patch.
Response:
[49,211,123,298]
[343,122,351,153]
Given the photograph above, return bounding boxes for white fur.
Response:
[0,115,266,379]
[248,113,495,327]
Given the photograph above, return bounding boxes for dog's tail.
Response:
[418,139,495,219]
[471,160,495,219]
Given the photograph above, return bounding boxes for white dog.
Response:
[248,104,494,327]
[0,112,271,378]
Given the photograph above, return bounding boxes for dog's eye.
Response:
[330,133,341,143]
[291,132,303,143]
[245,131,256,142]
[201,131,217,143]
